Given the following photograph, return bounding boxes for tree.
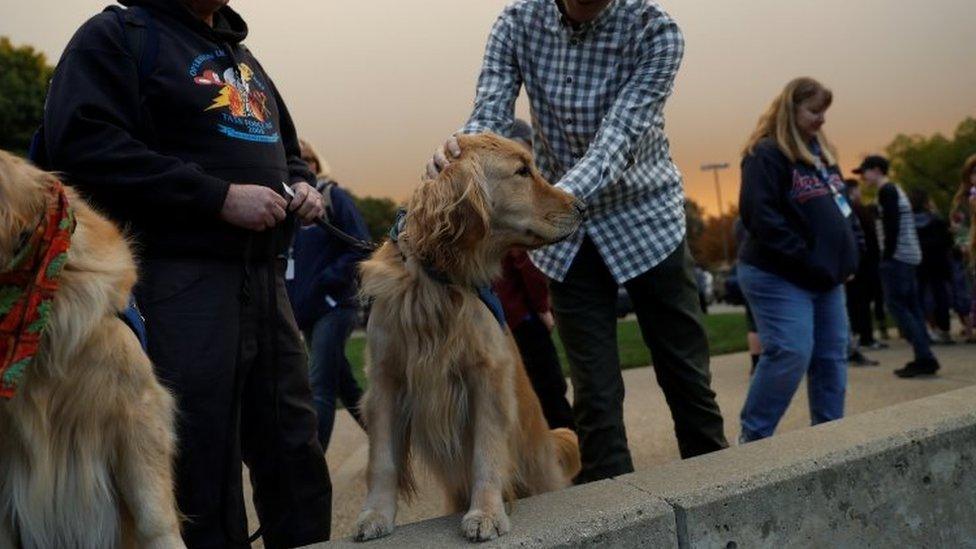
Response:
[691,207,739,270]
[886,117,976,214]
[0,37,53,156]
[685,198,706,248]
[351,195,400,243]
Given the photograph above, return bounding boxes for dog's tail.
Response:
[550,428,582,481]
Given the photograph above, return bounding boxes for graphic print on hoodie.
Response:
[191,53,277,142]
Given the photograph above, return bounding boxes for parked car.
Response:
[712,267,732,304]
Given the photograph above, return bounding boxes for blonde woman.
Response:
[737,77,858,442]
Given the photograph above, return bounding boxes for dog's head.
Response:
[0,151,52,273]
[403,133,583,282]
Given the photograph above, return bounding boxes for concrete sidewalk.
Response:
[248,337,975,541]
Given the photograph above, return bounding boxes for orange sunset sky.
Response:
[2,0,974,216]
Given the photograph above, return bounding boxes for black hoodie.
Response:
[43,0,314,260]
[738,139,858,291]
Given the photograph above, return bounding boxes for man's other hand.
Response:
[220,184,288,231]
[288,182,326,225]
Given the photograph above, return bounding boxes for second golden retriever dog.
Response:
[356,134,584,542]
[0,151,183,548]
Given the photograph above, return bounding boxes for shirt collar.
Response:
[548,0,620,36]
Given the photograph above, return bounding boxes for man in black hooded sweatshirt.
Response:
[42,1,332,547]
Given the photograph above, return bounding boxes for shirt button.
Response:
[565,76,574,84]
[566,118,573,125]
[570,38,580,46]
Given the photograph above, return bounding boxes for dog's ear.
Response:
[405,158,490,273]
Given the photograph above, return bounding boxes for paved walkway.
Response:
[246,335,974,542]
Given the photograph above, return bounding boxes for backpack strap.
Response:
[27,127,49,168]
[316,179,337,222]
[103,5,159,86]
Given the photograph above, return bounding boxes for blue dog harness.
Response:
[119,298,149,351]
[389,209,506,328]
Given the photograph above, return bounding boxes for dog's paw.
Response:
[461,508,511,542]
[356,509,395,542]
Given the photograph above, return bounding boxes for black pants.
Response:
[137,257,331,549]
[846,275,874,346]
[871,269,888,333]
[512,315,575,431]
[550,238,727,482]
[918,269,951,332]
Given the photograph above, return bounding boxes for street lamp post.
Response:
[701,162,731,266]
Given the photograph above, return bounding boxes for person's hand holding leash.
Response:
[220,183,288,231]
[425,135,461,179]
[288,181,326,224]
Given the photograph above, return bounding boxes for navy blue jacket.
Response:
[738,139,858,291]
[286,183,370,331]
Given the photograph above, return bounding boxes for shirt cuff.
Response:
[460,121,498,135]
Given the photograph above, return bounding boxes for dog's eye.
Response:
[515,165,531,177]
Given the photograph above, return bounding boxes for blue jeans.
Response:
[304,306,364,450]
[738,264,849,442]
[879,260,934,361]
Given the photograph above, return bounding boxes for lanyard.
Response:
[809,141,852,218]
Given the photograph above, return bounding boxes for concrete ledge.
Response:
[322,480,676,548]
[623,386,976,547]
[314,386,976,548]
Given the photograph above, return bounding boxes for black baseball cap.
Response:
[853,155,889,175]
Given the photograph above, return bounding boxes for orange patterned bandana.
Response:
[0,181,75,398]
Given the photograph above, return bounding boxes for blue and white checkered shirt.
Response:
[461,0,687,283]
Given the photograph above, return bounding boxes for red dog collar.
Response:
[0,180,76,398]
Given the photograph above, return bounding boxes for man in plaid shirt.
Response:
[429,0,728,482]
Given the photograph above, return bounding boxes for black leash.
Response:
[282,183,378,253]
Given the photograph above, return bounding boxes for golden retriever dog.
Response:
[0,151,183,548]
[355,134,584,542]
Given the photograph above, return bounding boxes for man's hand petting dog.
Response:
[425,134,461,179]
[220,182,324,231]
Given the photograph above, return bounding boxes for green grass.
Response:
[344,312,748,386]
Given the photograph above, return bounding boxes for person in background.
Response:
[695,265,711,314]
[494,119,576,431]
[841,179,876,366]
[950,154,976,342]
[733,218,762,375]
[42,1,332,545]
[910,189,954,344]
[845,180,888,350]
[287,140,369,450]
[428,0,728,482]
[868,203,893,342]
[856,155,941,377]
[971,205,976,331]
[949,246,974,343]
[737,77,857,442]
